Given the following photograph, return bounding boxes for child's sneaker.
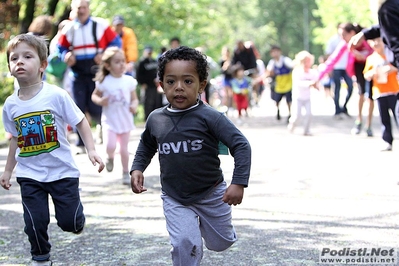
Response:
[106,158,114,172]
[366,128,373,137]
[122,172,131,186]
[32,260,52,266]
[351,121,362,135]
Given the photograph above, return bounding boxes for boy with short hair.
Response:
[130,46,251,265]
[1,33,104,265]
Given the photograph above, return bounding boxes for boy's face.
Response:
[270,48,281,59]
[8,42,46,83]
[160,60,207,110]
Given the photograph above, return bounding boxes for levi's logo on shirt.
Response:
[158,139,203,154]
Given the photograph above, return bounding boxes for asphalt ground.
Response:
[0,87,399,266]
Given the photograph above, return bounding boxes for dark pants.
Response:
[332,69,353,114]
[144,86,163,120]
[17,177,85,261]
[377,95,398,145]
[73,76,102,146]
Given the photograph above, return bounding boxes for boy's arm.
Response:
[214,115,251,205]
[0,137,18,190]
[75,118,105,173]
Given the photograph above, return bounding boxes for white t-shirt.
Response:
[3,82,84,182]
[292,68,319,101]
[96,74,137,134]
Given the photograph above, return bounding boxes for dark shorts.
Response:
[355,62,373,99]
[272,90,292,104]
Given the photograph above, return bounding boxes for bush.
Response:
[0,51,14,104]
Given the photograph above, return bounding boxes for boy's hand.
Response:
[131,170,147,194]
[87,150,105,173]
[0,172,12,190]
[222,184,244,206]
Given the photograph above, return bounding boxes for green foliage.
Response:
[1,0,378,74]
[313,0,376,48]
[0,52,14,105]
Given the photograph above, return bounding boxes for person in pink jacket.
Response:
[318,23,374,134]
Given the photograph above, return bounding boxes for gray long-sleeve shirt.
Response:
[131,101,251,205]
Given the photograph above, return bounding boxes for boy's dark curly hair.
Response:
[158,46,209,83]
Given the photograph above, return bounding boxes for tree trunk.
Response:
[48,0,58,16]
[20,0,36,33]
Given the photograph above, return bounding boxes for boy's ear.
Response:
[159,81,165,92]
[198,80,207,94]
[40,60,48,72]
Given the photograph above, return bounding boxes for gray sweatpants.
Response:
[161,181,237,266]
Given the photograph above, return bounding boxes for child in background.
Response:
[288,50,319,136]
[130,46,251,265]
[363,37,399,151]
[91,47,139,185]
[1,34,104,266]
[230,64,251,120]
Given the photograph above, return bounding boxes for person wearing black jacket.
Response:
[136,46,163,120]
[232,40,257,73]
[349,0,399,68]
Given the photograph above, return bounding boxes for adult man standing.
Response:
[57,0,121,153]
[136,46,163,120]
[111,15,138,77]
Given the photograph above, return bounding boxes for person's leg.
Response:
[285,91,292,122]
[193,181,237,252]
[341,71,354,115]
[118,131,131,173]
[161,193,203,266]
[332,69,342,115]
[49,178,85,233]
[144,86,157,120]
[355,62,366,125]
[72,78,87,147]
[86,76,101,124]
[104,128,117,172]
[17,178,51,262]
[377,96,393,146]
[303,99,312,135]
[288,98,300,132]
[274,93,283,120]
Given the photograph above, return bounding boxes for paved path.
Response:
[1,89,399,265]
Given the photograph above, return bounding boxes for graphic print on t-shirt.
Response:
[15,110,60,157]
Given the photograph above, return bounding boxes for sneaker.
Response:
[381,143,392,151]
[366,128,373,137]
[122,172,131,186]
[276,109,281,120]
[333,114,343,120]
[106,158,114,172]
[286,115,291,124]
[32,260,52,266]
[351,121,362,135]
